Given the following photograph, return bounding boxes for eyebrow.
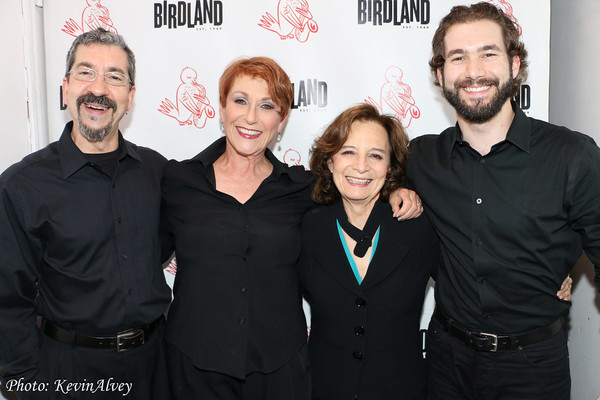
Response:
[232,91,274,101]
[446,44,503,58]
[340,144,387,153]
[74,61,127,74]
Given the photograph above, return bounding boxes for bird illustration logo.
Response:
[258,0,319,43]
[158,67,215,130]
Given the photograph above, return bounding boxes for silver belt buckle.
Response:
[479,332,498,352]
[116,329,144,352]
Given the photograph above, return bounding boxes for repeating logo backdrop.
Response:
[42,0,551,328]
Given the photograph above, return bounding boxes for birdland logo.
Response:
[62,0,118,37]
[158,67,215,129]
[153,0,223,28]
[365,66,420,128]
[258,0,319,42]
[357,0,430,26]
[291,79,328,112]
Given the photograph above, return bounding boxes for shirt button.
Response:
[473,238,482,247]
[484,313,492,319]
[354,326,365,336]
[240,287,247,293]
[476,198,483,205]
[353,351,363,361]
[355,298,367,308]
[480,159,486,164]
[122,254,128,260]
[239,318,246,325]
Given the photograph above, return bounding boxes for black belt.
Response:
[434,309,564,352]
[41,317,160,352]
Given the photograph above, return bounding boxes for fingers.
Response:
[556,274,573,301]
[394,190,423,221]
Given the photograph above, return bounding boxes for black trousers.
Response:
[166,341,311,400]
[426,316,571,400]
[14,320,170,400]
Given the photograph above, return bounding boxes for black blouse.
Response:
[162,137,315,379]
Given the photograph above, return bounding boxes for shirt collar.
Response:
[444,100,531,159]
[194,136,299,182]
[58,121,141,178]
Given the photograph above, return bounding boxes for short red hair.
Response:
[219,57,294,119]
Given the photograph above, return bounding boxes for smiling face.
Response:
[219,75,287,158]
[438,20,520,123]
[62,43,135,148]
[328,120,391,209]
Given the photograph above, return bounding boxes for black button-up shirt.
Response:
[0,122,171,380]
[407,102,600,333]
[162,137,314,379]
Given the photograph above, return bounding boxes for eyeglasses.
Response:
[67,67,132,87]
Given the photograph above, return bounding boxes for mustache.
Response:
[76,93,117,110]
[454,77,500,89]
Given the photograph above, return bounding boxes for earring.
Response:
[219,121,224,133]
[276,132,282,142]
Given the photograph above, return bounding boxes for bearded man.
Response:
[406,3,600,399]
[0,28,171,399]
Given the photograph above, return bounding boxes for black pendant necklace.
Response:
[335,201,383,258]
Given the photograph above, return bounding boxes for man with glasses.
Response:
[0,28,171,399]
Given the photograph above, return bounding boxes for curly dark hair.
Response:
[310,104,410,205]
[429,1,528,97]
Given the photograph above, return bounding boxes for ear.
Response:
[436,67,444,86]
[277,114,289,134]
[219,104,224,123]
[327,158,333,171]
[62,76,69,103]
[126,85,136,112]
[511,55,520,79]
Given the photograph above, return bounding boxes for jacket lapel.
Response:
[310,207,364,296]
[360,217,410,290]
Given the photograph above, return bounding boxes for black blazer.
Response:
[299,201,439,400]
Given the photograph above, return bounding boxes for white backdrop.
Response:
[40,0,551,330]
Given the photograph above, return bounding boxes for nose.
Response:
[465,57,485,79]
[245,105,257,124]
[353,154,369,173]
[88,73,110,95]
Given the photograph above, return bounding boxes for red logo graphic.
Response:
[487,0,522,36]
[365,66,420,128]
[158,67,216,129]
[283,149,302,166]
[166,257,177,276]
[258,0,318,42]
[62,0,118,37]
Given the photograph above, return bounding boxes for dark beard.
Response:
[76,93,117,142]
[442,76,514,124]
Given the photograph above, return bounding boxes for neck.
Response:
[342,196,379,230]
[71,128,119,154]
[216,145,271,178]
[457,100,515,156]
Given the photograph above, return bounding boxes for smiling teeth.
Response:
[346,177,371,184]
[87,104,109,110]
[238,127,261,136]
[464,86,490,92]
